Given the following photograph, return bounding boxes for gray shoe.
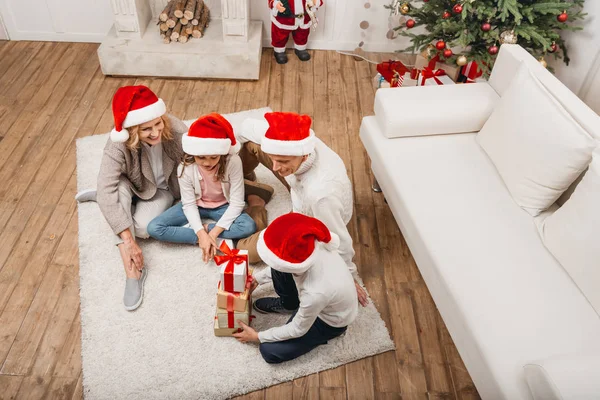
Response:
[75,189,97,203]
[123,268,147,311]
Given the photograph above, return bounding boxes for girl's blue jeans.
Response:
[147,202,256,244]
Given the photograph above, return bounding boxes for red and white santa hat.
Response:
[182,113,238,156]
[260,112,316,156]
[110,85,166,143]
[257,213,340,273]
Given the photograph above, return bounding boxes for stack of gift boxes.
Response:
[213,242,254,337]
[373,46,485,89]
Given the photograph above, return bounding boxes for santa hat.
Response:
[110,85,166,143]
[182,113,238,156]
[257,213,340,273]
[260,112,316,156]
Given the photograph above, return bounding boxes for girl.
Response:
[147,113,257,262]
[86,85,187,311]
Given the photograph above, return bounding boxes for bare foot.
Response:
[247,194,266,208]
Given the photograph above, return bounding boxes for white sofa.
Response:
[360,45,600,399]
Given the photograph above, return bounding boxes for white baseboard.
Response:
[7,31,105,42]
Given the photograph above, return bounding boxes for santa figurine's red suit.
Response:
[268,0,323,64]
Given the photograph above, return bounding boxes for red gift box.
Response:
[377,60,411,84]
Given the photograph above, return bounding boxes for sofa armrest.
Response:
[374,83,500,138]
[524,352,600,400]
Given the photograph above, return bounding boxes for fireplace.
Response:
[97,0,262,80]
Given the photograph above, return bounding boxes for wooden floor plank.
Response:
[265,381,293,400]
[345,358,375,400]
[12,260,79,396]
[0,374,23,400]
[236,390,265,400]
[411,282,453,397]
[0,174,77,366]
[0,58,103,268]
[0,42,43,85]
[281,54,300,113]
[267,50,284,112]
[319,366,346,388]
[292,373,319,400]
[0,42,57,130]
[0,263,67,373]
[0,43,90,171]
[320,387,346,400]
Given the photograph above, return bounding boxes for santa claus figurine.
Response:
[269,0,323,64]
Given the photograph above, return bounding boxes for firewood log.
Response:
[159,22,169,32]
[192,0,204,25]
[179,32,190,43]
[183,0,196,21]
[185,22,194,35]
[171,21,182,40]
[174,0,186,19]
[180,17,189,25]
[159,1,174,22]
[198,4,210,31]
[192,24,202,38]
[164,28,173,43]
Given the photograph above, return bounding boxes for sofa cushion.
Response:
[477,63,596,216]
[373,83,499,138]
[524,352,600,400]
[539,148,600,316]
[360,117,600,399]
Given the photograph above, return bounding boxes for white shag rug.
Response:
[76,108,394,400]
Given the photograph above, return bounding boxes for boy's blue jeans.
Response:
[147,202,256,244]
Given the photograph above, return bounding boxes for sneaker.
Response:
[253,297,296,314]
[274,51,288,64]
[294,49,311,62]
[244,180,275,204]
[123,268,147,311]
[75,189,97,203]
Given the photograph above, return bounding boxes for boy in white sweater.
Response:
[236,112,368,308]
[234,213,358,363]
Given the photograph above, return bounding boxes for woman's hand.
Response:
[275,1,286,12]
[355,280,369,307]
[197,230,217,263]
[124,237,144,271]
[208,226,224,243]
[233,321,259,343]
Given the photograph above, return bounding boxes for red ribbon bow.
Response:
[215,241,247,293]
[421,67,447,86]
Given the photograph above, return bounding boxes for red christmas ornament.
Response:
[488,45,499,55]
[452,4,463,14]
[423,0,429,2]
[443,49,453,58]
[481,22,491,32]
[549,42,559,53]
[442,11,451,19]
[557,11,568,22]
[406,19,415,28]
[435,40,446,50]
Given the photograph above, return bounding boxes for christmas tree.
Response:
[387,0,586,75]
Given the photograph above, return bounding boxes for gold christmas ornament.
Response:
[353,47,365,61]
[456,55,468,66]
[359,20,370,29]
[499,30,517,45]
[386,29,395,40]
[400,3,410,15]
[364,2,371,9]
[539,57,548,68]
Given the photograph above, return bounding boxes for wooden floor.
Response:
[0,41,479,400]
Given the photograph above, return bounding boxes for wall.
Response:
[0,0,113,42]
[0,10,7,40]
[550,1,600,98]
[0,0,410,51]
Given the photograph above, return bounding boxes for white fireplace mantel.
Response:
[98,0,262,80]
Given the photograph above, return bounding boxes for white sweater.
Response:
[258,247,358,343]
[239,119,358,279]
[177,154,245,234]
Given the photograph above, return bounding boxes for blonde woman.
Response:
[77,85,187,311]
